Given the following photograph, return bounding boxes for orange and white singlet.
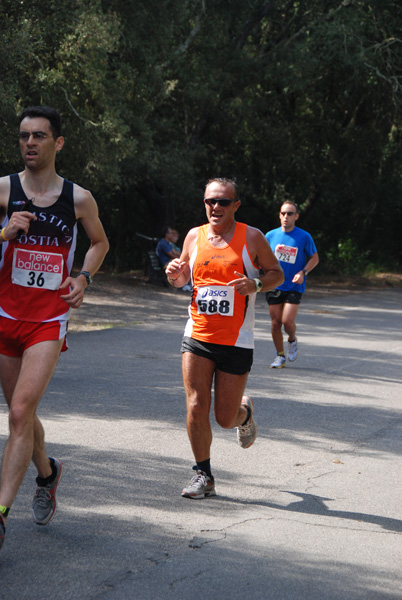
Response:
[184,222,259,348]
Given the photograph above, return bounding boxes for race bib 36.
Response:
[12,248,64,290]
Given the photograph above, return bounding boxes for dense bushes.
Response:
[1,1,401,272]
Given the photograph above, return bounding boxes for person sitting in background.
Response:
[170,229,181,254]
[157,227,191,291]
[170,229,192,292]
[156,227,180,267]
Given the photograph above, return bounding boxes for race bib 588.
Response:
[12,248,64,290]
[196,285,235,316]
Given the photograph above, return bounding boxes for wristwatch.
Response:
[303,269,308,277]
[254,278,263,292]
[78,271,93,286]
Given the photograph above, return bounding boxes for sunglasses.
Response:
[280,211,296,216]
[204,198,236,207]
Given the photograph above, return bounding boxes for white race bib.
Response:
[275,244,298,264]
[195,285,235,316]
[12,248,64,290]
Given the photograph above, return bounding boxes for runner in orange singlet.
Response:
[166,178,284,499]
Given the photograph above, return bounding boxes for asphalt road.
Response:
[0,285,401,600]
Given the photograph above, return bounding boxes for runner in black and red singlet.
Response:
[0,106,109,554]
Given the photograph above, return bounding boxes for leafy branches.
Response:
[1,0,402,270]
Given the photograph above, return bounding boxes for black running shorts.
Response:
[265,289,303,305]
[181,336,253,375]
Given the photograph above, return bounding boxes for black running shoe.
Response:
[32,458,63,525]
[0,515,5,552]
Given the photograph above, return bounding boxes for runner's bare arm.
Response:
[0,176,37,241]
[165,227,198,287]
[228,227,284,295]
[60,185,109,308]
[0,177,9,217]
[292,251,319,283]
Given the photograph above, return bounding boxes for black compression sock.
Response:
[35,458,57,487]
[196,459,213,480]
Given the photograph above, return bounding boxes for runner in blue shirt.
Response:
[265,201,319,368]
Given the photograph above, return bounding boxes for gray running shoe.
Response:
[32,458,63,525]
[0,515,5,552]
[237,396,257,449]
[287,338,298,362]
[182,469,216,499]
[270,355,286,368]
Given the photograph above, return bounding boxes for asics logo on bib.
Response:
[201,289,228,298]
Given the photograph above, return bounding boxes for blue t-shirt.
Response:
[155,238,172,267]
[266,226,317,293]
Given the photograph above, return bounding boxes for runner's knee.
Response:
[271,317,282,330]
[186,393,210,420]
[214,405,238,429]
[8,404,35,434]
[282,317,296,331]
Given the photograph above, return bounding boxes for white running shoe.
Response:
[237,396,257,449]
[182,469,216,499]
[287,339,298,362]
[270,355,286,369]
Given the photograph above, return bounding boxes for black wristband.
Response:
[78,271,92,285]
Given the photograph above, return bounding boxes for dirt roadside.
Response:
[68,270,402,333]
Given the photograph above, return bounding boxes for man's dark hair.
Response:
[281,200,300,214]
[19,106,62,139]
[206,177,239,200]
[161,226,173,238]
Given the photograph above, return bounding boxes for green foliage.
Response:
[326,238,372,275]
[1,0,402,271]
